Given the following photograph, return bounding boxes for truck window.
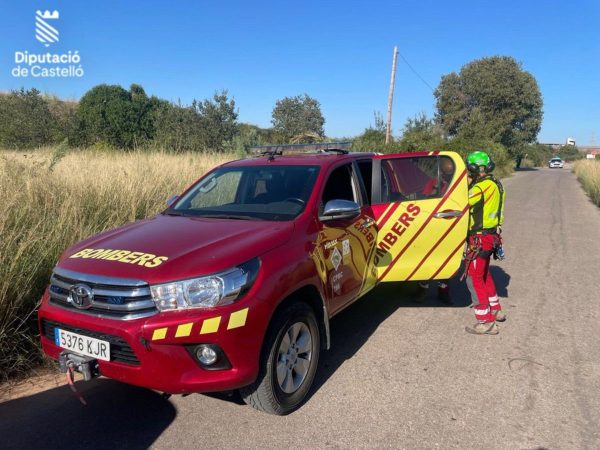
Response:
[321,164,358,206]
[356,160,373,204]
[190,171,242,208]
[380,156,454,202]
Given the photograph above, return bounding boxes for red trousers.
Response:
[466,234,502,323]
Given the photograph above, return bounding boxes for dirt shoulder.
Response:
[0,366,72,403]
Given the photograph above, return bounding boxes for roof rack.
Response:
[247,142,352,158]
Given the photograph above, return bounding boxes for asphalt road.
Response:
[1,166,599,449]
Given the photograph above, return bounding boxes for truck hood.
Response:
[57,214,294,283]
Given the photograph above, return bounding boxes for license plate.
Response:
[54,328,111,361]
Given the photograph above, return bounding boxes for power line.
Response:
[397,50,435,93]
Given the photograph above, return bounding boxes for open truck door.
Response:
[369,151,469,282]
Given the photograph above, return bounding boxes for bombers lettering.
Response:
[69,248,168,268]
[374,203,421,265]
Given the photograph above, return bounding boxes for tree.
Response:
[352,112,386,151]
[153,91,238,153]
[44,95,78,143]
[153,102,203,152]
[271,94,325,142]
[434,56,543,158]
[194,90,238,151]
[556,145,583,162]
[0,88,56,148]
[398,113,444,152]
[74,84,163,148]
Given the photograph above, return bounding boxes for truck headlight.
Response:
[150,258,259,311]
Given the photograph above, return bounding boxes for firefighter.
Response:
[464,151,506,335]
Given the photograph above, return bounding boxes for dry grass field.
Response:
[0,147,234,379]
[573,159,600,206]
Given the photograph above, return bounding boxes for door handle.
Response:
[360,218,376,229]
[434,210,463,219]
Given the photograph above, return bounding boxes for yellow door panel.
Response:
[370,151,469,282]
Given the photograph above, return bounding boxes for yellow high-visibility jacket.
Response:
[468,175,505,233]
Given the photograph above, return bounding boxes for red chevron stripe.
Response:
[375,202,401,229]
[377,169,467,282]
[404,203,470,281]
[430,237,467,279]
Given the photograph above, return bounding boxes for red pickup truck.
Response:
[38,148,469,414]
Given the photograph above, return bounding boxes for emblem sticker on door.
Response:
[330,247,342,271]
[342,239,350,256]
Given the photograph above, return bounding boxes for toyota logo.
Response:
[69,284,94,310]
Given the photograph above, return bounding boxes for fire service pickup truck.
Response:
[38,147,469,414]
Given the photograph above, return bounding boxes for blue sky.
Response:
[1,0,599,144]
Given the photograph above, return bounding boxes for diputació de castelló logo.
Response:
[11,10,85,78]
[35,10,60,47]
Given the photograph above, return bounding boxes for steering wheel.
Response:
[285,197,305,205]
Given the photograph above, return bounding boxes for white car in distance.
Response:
[549,157,564,168]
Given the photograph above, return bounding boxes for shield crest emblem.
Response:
[35,10,60,47]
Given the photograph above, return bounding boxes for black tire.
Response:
[240,302,320,415]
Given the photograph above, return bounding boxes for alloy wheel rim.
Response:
[276,322,312,394]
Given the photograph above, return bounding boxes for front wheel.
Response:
[240,302,320,415]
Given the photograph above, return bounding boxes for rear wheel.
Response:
[240,302,320,415]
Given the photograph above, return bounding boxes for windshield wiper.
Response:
[199,214,261,221]
[163,210,190,217]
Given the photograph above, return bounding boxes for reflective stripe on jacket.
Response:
[468,176,505,232]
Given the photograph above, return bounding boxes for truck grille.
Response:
[41,319,140,365]
[48,267,158,320]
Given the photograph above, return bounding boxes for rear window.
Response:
[379,156,455,202]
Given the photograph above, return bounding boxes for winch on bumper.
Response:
[59,352,100,381]
[38,288,269,394]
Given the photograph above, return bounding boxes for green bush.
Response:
[72,84,164,149]
[153,91,238,153]
[0,88,57,148]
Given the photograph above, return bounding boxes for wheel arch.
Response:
[271,285,330,351]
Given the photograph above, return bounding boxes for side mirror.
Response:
[320,199,361,222]
[166,195,179,208]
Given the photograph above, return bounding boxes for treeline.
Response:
[0,55,580,168]
[0,86,326,152]
[353,111,581,173]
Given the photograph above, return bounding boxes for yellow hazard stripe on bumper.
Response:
[149,307,250,341]
[227,308,249,330]
[175,322,193,338]
[200,316,221,334]
[152,327,168,341]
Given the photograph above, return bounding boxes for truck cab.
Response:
[38,149,468,414]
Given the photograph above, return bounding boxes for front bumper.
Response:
[38,289,267,394]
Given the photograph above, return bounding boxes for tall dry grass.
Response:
[573,159,600,206]
[0,147,234,379]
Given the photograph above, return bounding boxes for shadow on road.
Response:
[1,270,513,421]
[514,167,538,171]
[204,274,516,410]
[0,378,176,449]
[489,265,511,298]
[311,280,469,397]
[310,266,511,400]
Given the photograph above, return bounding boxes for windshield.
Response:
[167,165,320,221]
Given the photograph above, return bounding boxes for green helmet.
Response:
[466,151,493,173]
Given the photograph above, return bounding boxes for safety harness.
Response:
[460,175,505,281]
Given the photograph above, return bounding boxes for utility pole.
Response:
[386,46,399,145]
